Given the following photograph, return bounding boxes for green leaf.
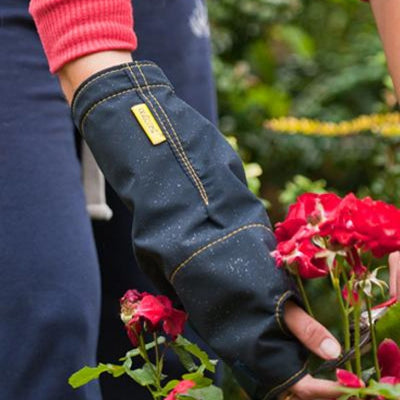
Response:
[376,302,400,346]
[68,364,125,388]
[180,385,224,400]
[120,336,166,361]
[162,379,181,392]
[337,381,400,400]
[174,336,217,372]
[125,363,157,387]
[182,366,213,388]
[170,343,198,372]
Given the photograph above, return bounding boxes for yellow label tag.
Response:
[131,104,167,145]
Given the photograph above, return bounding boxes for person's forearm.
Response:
[58,51,133,104]
[370,0,400,99]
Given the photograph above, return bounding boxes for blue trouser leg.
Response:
[0,2,101,399]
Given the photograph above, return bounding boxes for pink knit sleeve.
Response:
[29,0,138,73]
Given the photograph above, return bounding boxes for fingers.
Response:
[389,251,400,300]
[288,374,343,400]
[284,301,341,360]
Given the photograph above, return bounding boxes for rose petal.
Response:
[336,369,364,388]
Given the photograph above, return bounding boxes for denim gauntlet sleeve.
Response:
[71,61,308,400]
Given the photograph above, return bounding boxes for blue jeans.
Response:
[0,2,101,399]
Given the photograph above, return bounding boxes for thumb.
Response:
[389,251,400,300]
[284,301,342,360]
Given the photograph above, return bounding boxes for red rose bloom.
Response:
[319,193,366,248]
[336,369,364,388]
[120,289,149,324]
[378,339,400,383]
[352,197,400,257]
[157,296,187,339]
[272,238,328,279]
[120,290,187,347]
[165,380,195,400]
[275,193,341,242]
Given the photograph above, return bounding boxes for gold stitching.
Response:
[72,63,157,113]
[169,223,272,283]
[72,66,128,114]
[136,63,209,205]
[127,63,208,205]
[126,65,196,191]
[275,291,293,336]
[126,65,205,202]
[263,362,308,400]
[79,84,171,135]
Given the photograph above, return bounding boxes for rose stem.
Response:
[153,332,163,390]
[139,333,162,396]
[353,296,362,378]
[330,269,352,372]
[294,270,314,317]
[365,296,381,380]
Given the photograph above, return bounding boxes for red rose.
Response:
[336,369,364,388]
[275,193,341,242]
[120,290,188,346]
[378,339,400,382]
[352,197,400,257]
[125,318,142,347]
[135,295,170,326]
[120,289,149,324]
[165,380,195,400]
[272,239,328,279]
[319,193,365,248]
[157,296,187,339]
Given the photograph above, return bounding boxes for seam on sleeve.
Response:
[79,84,171,135]
[275,290,296,337]
[126,63,208,206]
[262,362,308,400]
[135,63,209,206]
[169,223,273,283]
[72,63,157,113]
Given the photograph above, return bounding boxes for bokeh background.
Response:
[208,0,400,218]
[207,0,399,397]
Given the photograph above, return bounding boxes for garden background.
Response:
[207,0,400,397]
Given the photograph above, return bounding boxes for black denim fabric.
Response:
[72,61,309,400]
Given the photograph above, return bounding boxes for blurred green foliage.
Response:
[207,1,398,397]
[208,0,399,221]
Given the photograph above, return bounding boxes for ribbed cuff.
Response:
[29,0,138,73]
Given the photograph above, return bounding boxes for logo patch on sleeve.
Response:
[131,104,167,145]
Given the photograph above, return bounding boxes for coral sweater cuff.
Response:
[29,0,137,73]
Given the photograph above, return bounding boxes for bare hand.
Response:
[280,301,343,400]
[389,251,400,300]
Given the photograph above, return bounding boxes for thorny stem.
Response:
[153,332,163,393]
[353,297,362,378]
[365,296,381,380]
[139,334,162,397]
[330,269,352,372]
[294,269,314,317]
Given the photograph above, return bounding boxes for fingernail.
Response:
[320,338,341,359]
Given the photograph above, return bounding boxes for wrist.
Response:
[58,51,133,105]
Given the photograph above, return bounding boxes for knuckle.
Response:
[303,321,325,344]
